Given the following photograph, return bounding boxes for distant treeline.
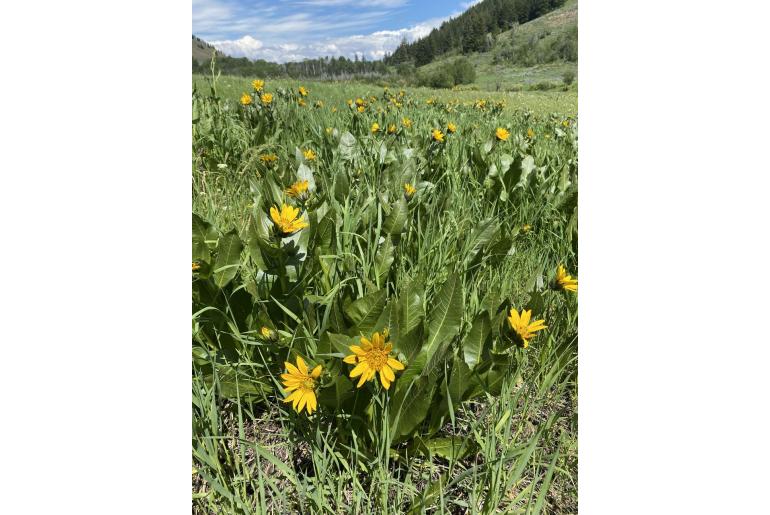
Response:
[385,0,568,66]
[192,54,389,80]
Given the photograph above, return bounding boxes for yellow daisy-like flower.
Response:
[240,93,253,105]
[269,203,309,236]
[387,124,397,134]
[403,183,416,200]
[355,98,365,107]
[281,356,321,415]
[371,122,380,133]
[447,122,457,133]
[554,265,578,292]
[527,128,535,139]
[521,223,533,233]
[431,128,445,142]
[357,105,365,113]
[325,127,333,135]
[315,100,324,108]
[260,93,273,105]
[259,153,278,164]
[402,117,412,128]
[298,86,309,96]
[507,308,547,348]
[426,98,434,105]
[495,127,510,141]
[260,326,277,341]
[562,119,570,127]
[303,148,316,161]
[331,106,337,113]
[298,99,306,107]
[343,331,405,390]
[285,179,309,199]
[251,79,265,92]
[192,261,201,271]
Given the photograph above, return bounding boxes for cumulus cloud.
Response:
[210,16,446,62]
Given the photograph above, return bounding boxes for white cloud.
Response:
[210,16,446,62]
[460,0,483,8]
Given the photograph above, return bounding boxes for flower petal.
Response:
[284,362,300,375]
[349,361,368,378]
[387,358,405,371]
[382,364,395,382]
[311,365,322,378]
[350,345,366,356]
[343,354,358,364]
[296,356,308,375]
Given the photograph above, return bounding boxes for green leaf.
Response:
[423,275,464,376]
[448,353,473,406]
[463,312,491,369]
[317,375,355,409]
[420,436,475,461]
[397,277,424,340]
[338,131,357,160]
[389,375,434,438]
[192,213,214,262]
[344,288,387,334]
[383,197,408,235]
[213,230,243,288]
[374,236,394,284]
[464,217,500,264]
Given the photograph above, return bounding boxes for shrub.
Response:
[562,70,575,85]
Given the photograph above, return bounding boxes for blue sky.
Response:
[193,0,482,62]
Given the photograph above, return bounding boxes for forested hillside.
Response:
[385,0,568,66]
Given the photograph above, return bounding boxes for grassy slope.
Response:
[193,37,223,63]
[418,0,577,91]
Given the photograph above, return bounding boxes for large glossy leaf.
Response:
[398,277,424,340]
[382,197,408,235]
[374,236,394,284]
[213,230,243,288]
[463,312,491,369]
[192,213,214,262]
[344,288,387,334]
[423,275,464,374]
[388,375,434,438]
[464,217,500,264]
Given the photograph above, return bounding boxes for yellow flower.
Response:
[251,79,265,92]
[331,106,337,113]
[521,223,532,233]
[298,86,308,96]
[562,119,570,127]
[371,122,380,133]
[260,326,277,341]
[192,261,201,271]
[426,98,434,105]
[343,331,405,390]
[387,124,397,134]
[431,128,445,142]
[403,183,416,200]
[527,128,535,139]
[402,117,412,128]
[554,265,578,293]
[281,356,321,415]
[447,122,457,134]
[325,127,333,135]
[507,308,547,348]
[285,180,309,199]
[303,148,316,161]
[298,99,306,107]
[315,100,324,108]
[260,93,273,105]
[355,98,365,107]
[270,203,309,236]
[346,99,353,107]
[357,105,365,113]
[496,127,510,141]
[240,93,252,105]
[259,153,278,164]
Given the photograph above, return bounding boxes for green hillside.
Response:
[192,35,223,63]
[415,0,576,91]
